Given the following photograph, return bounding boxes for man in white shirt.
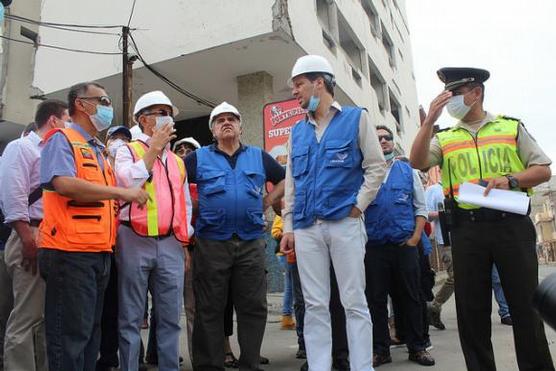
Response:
[115,91,193,371]
[0,99,69,371]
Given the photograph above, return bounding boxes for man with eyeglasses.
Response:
[114,90,193,371]
[410,67,554,370]
[37,82,149,371]
[365,126,434,367]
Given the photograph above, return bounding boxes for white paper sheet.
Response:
[457,182,530,215]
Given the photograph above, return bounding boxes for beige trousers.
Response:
[4,228,47,371]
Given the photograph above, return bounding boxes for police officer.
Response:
[410,68,554,371]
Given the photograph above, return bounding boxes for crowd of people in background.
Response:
[0,54,553,371]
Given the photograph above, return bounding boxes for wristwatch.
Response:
[505,174,519,188]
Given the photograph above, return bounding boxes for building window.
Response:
[389,91,403,134]
[361,0,381,38]
[381,24,396,68]
[316,0,338,52]
[338,12,364,73]
[369,58,387,113]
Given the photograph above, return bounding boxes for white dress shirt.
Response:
[0,132,43,223]
[115,133,193,236]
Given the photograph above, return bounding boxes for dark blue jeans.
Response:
[38,248,111,371]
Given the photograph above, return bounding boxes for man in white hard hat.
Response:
[280,55,386,371]
[173,137,201,161]
[184,102,285,371]
[114,90,193,371]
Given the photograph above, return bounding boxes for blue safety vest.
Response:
[291,107,364,229]
[365,160,415,246]
[195,145,266,240]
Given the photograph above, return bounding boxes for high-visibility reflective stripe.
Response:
[128,142,159,235]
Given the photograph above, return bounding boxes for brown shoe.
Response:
[409,350,435,366]
[373,353,392,367]
[281,314,296,330]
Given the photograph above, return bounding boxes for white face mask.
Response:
[155,115,174,130]
[108,139,126,159]
[446,94,475,120]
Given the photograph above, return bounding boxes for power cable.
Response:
[127,0,137,28]
[0,35,123,55]
[5,14,124,29]
[128,32,216,108]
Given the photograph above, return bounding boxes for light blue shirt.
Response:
[40,123,106,190]
[0,132,43,223]
[425,183,445,245]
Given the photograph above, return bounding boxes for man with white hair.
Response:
[185,102,285,371]
[115,91,193,371]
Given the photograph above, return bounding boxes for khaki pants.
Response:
[4,228,47,371]
[432,245,454,311]
[0,249,14,371]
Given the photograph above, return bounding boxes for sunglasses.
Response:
[378,135,393,142]
[78,95,112,106]
[143,109,173,118]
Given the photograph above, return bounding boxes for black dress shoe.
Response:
[296,348,307,359]
[373,353,392,368]
[501,316,513,326]
[260,355,270,364]
[333,358,350,370]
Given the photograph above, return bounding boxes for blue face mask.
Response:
[89,105,113,131]
[307,83,321,112]
[383,152,395,161]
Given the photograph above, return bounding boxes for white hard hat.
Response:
[209,102,241,129]
[173,137,201,151]
[289,55,334,85]
[133,91,179,119]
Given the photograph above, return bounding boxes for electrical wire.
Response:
[5,14,124,29]
[128,33,216,108]
[0,35,123,55]
[127,0,137,28]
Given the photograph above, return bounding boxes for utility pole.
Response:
[122,26,131,127]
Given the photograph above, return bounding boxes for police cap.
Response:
[437,67,490,91]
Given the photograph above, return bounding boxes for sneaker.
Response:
[428,304,446,330]
[409,350,435,366]
[281,314,296,330]
[296,348,307,359]
[373,353,392,368]
[501,316,513,326]
[300,361,308,371]
[424,339,434,351]
[333,358,350,370]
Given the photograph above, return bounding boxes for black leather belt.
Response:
[120,221,173,240]
[455,208,526,223]
[29,219,42,227]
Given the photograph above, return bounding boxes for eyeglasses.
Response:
[378,135,393,142]
[143,109,173,118]
[78,96,112,106]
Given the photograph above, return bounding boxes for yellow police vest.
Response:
[436,116,528,210]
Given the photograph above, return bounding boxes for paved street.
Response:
[146,265,556,370]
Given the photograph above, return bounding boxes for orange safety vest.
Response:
[39,128,116,252]
[126,140,189,243]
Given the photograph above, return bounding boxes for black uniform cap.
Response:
[437,67,490,91]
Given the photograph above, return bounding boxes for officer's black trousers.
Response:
[452,215,554,371]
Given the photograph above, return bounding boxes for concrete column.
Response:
[236,71,273,148]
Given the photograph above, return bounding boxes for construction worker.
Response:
[0,99,68,371]
[410,67,554,370]
[281,55,386,371]
[115,90,193,371]
[38,82,149,371]
[185,102,285,371]
[365,126,434,367]
[173,137,201,161]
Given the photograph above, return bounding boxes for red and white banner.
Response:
[263,98,306,166]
